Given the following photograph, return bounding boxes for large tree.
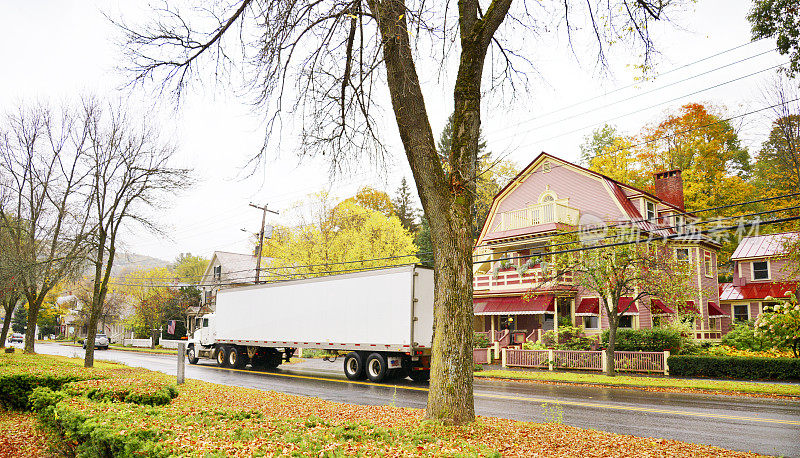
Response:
[550,231,695,376]
[119,0,687,424]
[81,100,190,368]
[261,193,418,279]
[0,103,94,354]
[749,0,800,78]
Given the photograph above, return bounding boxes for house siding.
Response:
[485,161,627,238]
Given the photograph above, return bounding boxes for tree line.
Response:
[0,99,190,368]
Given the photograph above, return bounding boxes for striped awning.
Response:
[473,295,555,315]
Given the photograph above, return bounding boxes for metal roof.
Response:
[730,232,799,260]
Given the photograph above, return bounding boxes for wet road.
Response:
[33,343,800,456]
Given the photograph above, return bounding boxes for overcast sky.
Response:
[0,0,785,263]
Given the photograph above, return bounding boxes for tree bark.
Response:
[23,293,44,353]
[604,297,618,377]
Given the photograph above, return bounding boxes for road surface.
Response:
[29,343,800,457]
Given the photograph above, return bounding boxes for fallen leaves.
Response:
[0,412,50,458]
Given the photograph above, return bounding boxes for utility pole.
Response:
[249,203,279,283]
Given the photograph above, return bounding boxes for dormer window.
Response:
[752,261,769,280]
[645,201,656,222]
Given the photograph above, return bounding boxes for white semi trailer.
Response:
[186,264,434,383]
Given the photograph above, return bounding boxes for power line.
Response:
[484,39,771,136]
[489,48,779,137]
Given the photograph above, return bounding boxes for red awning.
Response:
[618,297,639,315]
[651,299,675,315]
[680,301,700,315]
[575,298,599,315]
[707,302,728,318]
[473,295,555,315]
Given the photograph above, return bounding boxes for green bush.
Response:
[0,373,81,411]
[473,332,491,349]
[722,320,783,352]
[66,378,178,406]
[668,355,800,380]
[540,325,597,350]
[601,328,682,352]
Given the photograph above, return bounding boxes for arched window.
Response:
[538,190,558,203]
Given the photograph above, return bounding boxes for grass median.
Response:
[1,352,764,457]
[475,369,800,397]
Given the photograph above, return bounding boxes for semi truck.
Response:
[186,264,434,383]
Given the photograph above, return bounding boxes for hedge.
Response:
[668,355,800,380]
[602,328,683,352]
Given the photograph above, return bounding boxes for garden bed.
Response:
[1,352,764,457]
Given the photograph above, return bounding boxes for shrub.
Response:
[0,373,82,411]
[722,320,782,352]
[66,378,178,406]
[540,325,597,350]
[473,332,491,349]
[601,328,682,352]
[668,355,800,380]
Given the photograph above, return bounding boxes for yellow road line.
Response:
[196,364,800,426]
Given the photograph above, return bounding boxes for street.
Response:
[31,343,800,457]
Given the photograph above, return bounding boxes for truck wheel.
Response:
[216,346,230,367]
[343,352,366,380]
[409,370,430,383]
[228,346,248,369]
[365,353,388,383]
[187,346,199,365]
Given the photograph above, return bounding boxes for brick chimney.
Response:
[654,169,685,211]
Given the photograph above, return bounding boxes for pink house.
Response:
[472,153,727,341]
[719,232,800,325]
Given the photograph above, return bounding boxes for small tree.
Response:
[551,230,695,376]
[756,290,800,358]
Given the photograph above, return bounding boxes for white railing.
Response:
[122,338,152,348]
[503,349,670,375]
[493,202,579,232]
[159,340,182,350]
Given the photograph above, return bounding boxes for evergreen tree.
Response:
[414,216,434,268]
[393,177,419,233]
[11,303,27,334]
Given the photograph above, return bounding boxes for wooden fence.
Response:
[503,348,670,375]
[473,348,492,364]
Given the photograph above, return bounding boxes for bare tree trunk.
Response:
[23,293,44,353]
[605,322,617,376]
[84,232,108,368]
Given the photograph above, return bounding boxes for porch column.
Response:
[490,315,495,336]
[553,311,558,334]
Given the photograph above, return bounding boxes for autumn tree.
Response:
[261,193,418,279]
[174,253,210,283]
[119,0,690,424]
[341,186,395,217]
[580,124,648,189]
[749,0,800,78]
[638,103,753,212]
[0,102,94,354]
[121,267,177,347]
[550,230,694,376]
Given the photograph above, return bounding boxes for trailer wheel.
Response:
[365,353,388,382]
[228,346,248,369]
[409,369,430,383]
[216,346,230,367]
[187,346,199,365]
[343,352,366,380]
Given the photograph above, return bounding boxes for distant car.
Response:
[8,333,23,343]
[83,333,109,350]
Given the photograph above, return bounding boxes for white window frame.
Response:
[645,201,656,221]
[751,260,770,281]
[582,315,599,329]
[704,250,713,278]
[673,214,685,233]
[213,265,222,281]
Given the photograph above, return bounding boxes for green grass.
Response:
[475,369,800,397]
[58,342,177,355]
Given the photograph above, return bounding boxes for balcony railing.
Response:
[493,202,579,232]
[474,267,573,291]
